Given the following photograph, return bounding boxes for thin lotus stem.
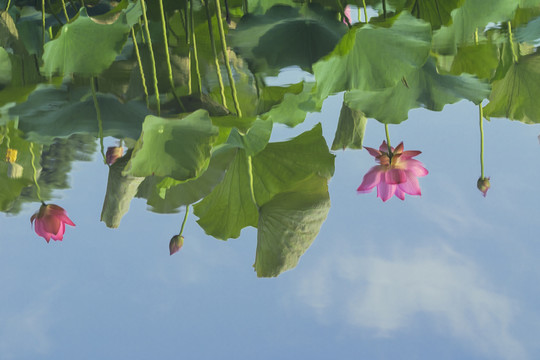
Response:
[141,0,161,116]
[47,0,64,25]
[362,0,368,22]
[382,0,387,20]
[80,0,85,7]
[247,155,257,207]
[30,142,43,203]
[61,0,69,21]
[179,204,190,236]
[384,124,392,152]
[214,0,242,117]
[42,0,46,46]
[190,0,202,95]
[6,0,11,10]
[185,5,192,95]
[508,21,519,63]
[242,0,248,15]
[474,28,478,45]
[159,0,186,111]
[131,27,150,108]
[479,104,485,179]
[91,77,106,164]
[203,0,227,107]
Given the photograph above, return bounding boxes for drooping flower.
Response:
[357,141,428,202]
[106,146,124,165]
[477,177,491,197]
[31,204,75,242]
[169,235,184,255]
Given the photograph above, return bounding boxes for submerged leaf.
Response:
[255,175,330,277]
[484,54,540,124]
[124,110,219,180]
[42,8,130,76]
[313,11,431,99]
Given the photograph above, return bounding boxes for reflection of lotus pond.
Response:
[1,0,540,358]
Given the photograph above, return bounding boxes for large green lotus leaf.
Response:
[227,118,273,156]
[484,54,540,124]
[0,47,11,85]
[345,57,490,124]
[10,85,149,143]
[124,110,219,180]
[331,101,367,150]
[252,123,335,205]
[432,0,518,54]
[254,175,330,277]
[448,42,499,79]
[313,11,431,99]
[42,8,130,76]
[136,145,238,214]
[229,4,346,73]
[194,149,259,240]
[262,82,323,127]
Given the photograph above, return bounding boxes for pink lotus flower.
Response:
[357,141,428,202]
[31,204,75,242]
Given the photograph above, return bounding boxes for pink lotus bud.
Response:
[30,204,75,242]
[477,177,491,197]
[169,235,184,255]
[106,146,124,165]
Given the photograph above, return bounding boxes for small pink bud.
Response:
[169,235,184,255]
[477,177,491,197]
[106,146,124,165]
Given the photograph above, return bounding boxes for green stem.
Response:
[141,0,161,116]
[42,0,46,46]
[179,204,190,236]
[203,0,227,107]
[190,0,202,95]
[90,77,106,164]
[362,0,368,22]
[131,27,150,108]
[185,6,192,95]
[508,21,519,63]
[214,0,242,117]
[384,123,391,151]
[242,0,248,15]
[6,0,11,10]
[61,0,69,21]
[30,143,43,203]
[247,155,257,207]
[159,0,186,111]
[479,104,485,179]
[382,0,387,20]
[47,0,64,25]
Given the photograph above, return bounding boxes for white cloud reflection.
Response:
[294,244,527,360]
